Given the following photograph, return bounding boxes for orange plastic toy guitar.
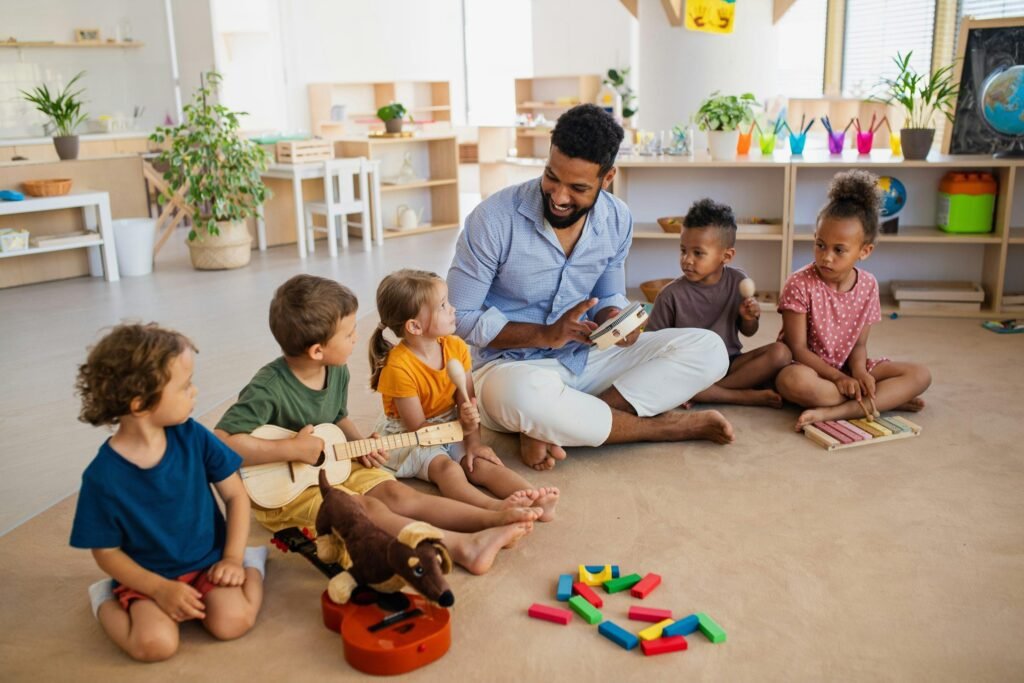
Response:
[240,421,463,508]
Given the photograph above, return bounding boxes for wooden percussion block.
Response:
[804,415,922,451]
[835,420,872,440]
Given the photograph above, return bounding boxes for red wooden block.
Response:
[630,572,662,599]
[641,635,689,656]
[571,581,604,608]
[528,603,572,625]
[628,606,673,622]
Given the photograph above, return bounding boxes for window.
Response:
[957,0,1024,20]
[775,0,828,97]
[842,0,936,97]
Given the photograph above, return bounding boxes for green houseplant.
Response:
[874,51,959,160]
[377,102,409,133]
[695,91,757,160]
[604,68,638,122]
[150,71,269,270]
[20,71,88,160]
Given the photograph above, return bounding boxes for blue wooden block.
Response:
[556,574,573,601]
[663,614,700,637]
[585,564,620,578]
[599,620,639,650]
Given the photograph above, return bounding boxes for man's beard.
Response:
[542,189,595,229]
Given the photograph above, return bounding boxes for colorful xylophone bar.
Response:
[803,415,922,451]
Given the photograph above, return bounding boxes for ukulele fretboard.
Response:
[333,432,418,460]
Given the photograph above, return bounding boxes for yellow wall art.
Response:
[685,0,736,34]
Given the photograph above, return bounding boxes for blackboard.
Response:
[945,17,1024,155]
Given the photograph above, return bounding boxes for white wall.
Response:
[172,0,217,120]
[464,0,533,125]
[0,0,179,137]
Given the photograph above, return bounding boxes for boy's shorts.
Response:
[375,410,466,482]
[114,568,218,610]
[252,463,395,533]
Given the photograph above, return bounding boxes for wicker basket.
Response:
[22,178,72,197]
[640,278,674,303]
[186,220,252,270]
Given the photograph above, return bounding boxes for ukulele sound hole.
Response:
[315,451,325,467]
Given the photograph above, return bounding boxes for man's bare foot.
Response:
[895,396,926,412]
[519,433,567,471]
[795,408,828,431]
[533,486,560,522]
[496,506,542,525]
[662,410,735,444]
[452,522,533,575]
[499,489,540,510]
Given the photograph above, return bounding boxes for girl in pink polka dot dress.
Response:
[775,170,931,431]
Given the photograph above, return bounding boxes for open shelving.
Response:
[308,81,450,138]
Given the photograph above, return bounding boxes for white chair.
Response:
[304,157,372,255]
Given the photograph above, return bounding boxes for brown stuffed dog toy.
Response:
[314,470,454,607]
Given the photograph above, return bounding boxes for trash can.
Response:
[112,218,156,277]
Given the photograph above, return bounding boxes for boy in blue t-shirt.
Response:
[70,324,265,662]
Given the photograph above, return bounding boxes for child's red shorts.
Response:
[114,568,218,611]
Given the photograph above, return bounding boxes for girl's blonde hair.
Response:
[369,269,444,390]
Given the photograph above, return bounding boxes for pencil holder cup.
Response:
[737,130,752,155]
[789,132,807,155]
[759,132,777,155]
[889,131,902,156]
[856,131,874,154]
[827,131,846,154]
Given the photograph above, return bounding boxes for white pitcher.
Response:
[396,205,424,230]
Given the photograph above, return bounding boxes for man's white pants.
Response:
[473,328,728,448]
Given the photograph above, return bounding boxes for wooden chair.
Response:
[304,158,372,255]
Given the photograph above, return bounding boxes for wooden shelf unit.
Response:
[334,133,459,237]
[0,41,144,48]
[613,152,1024,317]
[308,81,450,138]
[512,75,600,158]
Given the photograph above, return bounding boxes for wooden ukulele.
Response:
[240,421,463,508]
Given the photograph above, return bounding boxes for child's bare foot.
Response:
[738,389,784,408]
[895,396,926,412]
[498,489,539,510]
[496,506,542,525]
[661,410,734,444]
[455,522,533,575]
[533,486,560,522]
[795,408,828,431]
[519,433,567,471]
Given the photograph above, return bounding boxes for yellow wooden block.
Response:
[638,618,674,641]
[578,565,613,586]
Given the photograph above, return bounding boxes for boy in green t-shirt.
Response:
[215,275,537,574]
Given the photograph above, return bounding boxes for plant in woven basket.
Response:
[20,71,88,136]
[150,71,269,241]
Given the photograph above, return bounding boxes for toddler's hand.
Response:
[458,398,481,432]
[358,432,389,469]
[833,374,862,400]
[739,297,761,321]
[153,578,205,622]
[853,370,876,399]
[464,444,502,473]
[207,558,246,587]
[292,425,324,465]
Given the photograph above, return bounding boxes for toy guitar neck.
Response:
[272,527,341,578]
[240,421,463,508]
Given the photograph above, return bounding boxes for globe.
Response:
[877,176,907,219]
[981,65,1024,138]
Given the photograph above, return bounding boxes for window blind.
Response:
[842,0,937,97]
[958,0,1024,19]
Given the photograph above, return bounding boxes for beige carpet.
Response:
[2,312,1023,682]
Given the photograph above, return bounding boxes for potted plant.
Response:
[377,102,409,134]
[150,71,269,270]
[603,67,638,124]
[874,51,959,160]
[695,92,757,161]
[20,71,88,160]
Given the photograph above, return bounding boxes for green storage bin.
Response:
[937,172,996,234]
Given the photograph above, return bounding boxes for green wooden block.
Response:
[696,612,727,643]
[568,595,602,624]
[602,573,642,594]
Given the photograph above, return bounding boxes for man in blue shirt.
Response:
[448,105,734,471]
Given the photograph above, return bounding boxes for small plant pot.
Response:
[708,130,739,161]
[900,128,934,160]
[53,135,79,160]
[384,119,403,134]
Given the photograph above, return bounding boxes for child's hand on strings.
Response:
[207,557,246,587]
[464,444,502,473]
[458,398,481,432]
[292,425,325,465]
[153,579,205,622]
[358,432,389,469]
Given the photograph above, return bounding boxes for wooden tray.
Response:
[890,280,985,302]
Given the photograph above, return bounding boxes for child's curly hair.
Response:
[683,198,738,247]
[76,323,197,426]
[818,169,882,244]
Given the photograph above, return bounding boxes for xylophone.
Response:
[803,415,922,451]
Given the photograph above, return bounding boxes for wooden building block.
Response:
[528,603,572,625]
[598,620,639,650]
[628,606,673,623]
[696,612,727,643]
[584,564,620,578]
[572,581,604,608]
[663,614,700,637]
[630,572,662,599]
[641,635,689,656]
[603,573,642,593]
[556,573,573,601]
[578,564,614,586]
[567,595,602,624]
[638,618,674,641]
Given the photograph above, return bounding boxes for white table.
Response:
[0,189,119,281]
[260,159,383,258]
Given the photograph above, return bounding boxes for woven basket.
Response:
[656,216,683,233]
[640,278,674,303]
[186,220,252,270]
[22,178,72,197]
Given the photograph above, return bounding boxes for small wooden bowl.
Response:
[657,216,684,233]
[640,277,674,303]
[22,178,72,197]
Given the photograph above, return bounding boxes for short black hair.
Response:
[550,104,624,177]
[683,198,737,248]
